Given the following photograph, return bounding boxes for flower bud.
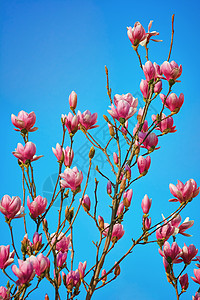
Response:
[141,194,152,214]
[98,216,104,229]
[107,181,112,195]
[45,294,49,300]
[80,195,91,212]
[101,269,107,283]
[89,146,95,159]
[114,262,121,276]
[113,152,119,165]
[69,91,77,110]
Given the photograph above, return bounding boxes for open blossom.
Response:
[62,270,80,291]
[191,269,200,285]
[141,194,152,214]
[0,245,15,269]
[77,110,98,130]
[156,217,175,242]
[160,93,184,113]
[52,143,64,161]
[51,233,71,253]
[193,292,200,300]
[170,214,194,237]
[140,20,161,46]
[0,286,10,300]
[11,111,37,132]
[80,194,91,212]
[78,261,86,279]
[169,179,199,203]
[12,259,35,285]
[64,146,74,167]
[127,22,146,47]
[158,241,182,264]
[137,156,151,175]
[27,196,47,219]
[103,223,125,243]
[179,273,189,291]
[123,189,133,208]
[180,243,198,264]
[0,195,24,220]
[12,142,43,164]
[60,166,83,192]
[56,252,67,267]
[63,113,79,134]
[69,91,77,110]
[107,93,138,122]
[161,61,182,82]
[29,253,50,276]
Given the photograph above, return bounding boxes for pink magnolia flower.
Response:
[160,93,184,113]
[77,110,98,130]
[139,131,159,151]
[107,181,112,195]
[137,156,151,175]
[80,194,91,212]
[29,253,50,276]
[103,223,125,243]
[51,233,71,253]
[156,217,175,242]
[27,196,47,219]
[127,22,146,47]
[0,286,10,300]
[152,113,176,134]
[121,120,128,135]
[169,179,199,203]
[140,79,150,99]
[117,202,124,217]
[154,80,162,94]
[161,61,182,82]
[191,269,200,284]
[78,261,87,280]
[180,244,198,264]
[12,259,35,285]
[62,113,79,134]
[108,93,138,122]
[141,194,152,214]
[11,111,37,132]
[113,152,119,165]
[158,241,182,264]
[32,232,42,251]
[170,214,194,237]
[52,143,64,162]
[63,146,74,168]
[0,245,15,269]
[140,20,162,47]
[60,166,83,192]
[179,273,189,291]
[193,292,200,300]
[144,217,151,230]
[69,91,77,110]
[62,270,80,291]
[0,195,24,220]
[12,142,42,164]
[123,189,133,208]
[143,61,156,82]
[56,252,67,267]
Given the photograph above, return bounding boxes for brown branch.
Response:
[167,14,175,62]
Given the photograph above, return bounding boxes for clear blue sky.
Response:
[0,0,200,299]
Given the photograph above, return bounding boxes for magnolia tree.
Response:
[0,15,200,300]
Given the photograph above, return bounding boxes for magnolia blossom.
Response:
[62,113,79,134]
[191,269,200,285]
[169,179,199,203]
[29,253,50,276]
[158,241,182,264]
[0,195,24,220]
[123,189,133,208]
[78,261,87,280]
[113,152,119,165]
[52,143,64,161]
[137,156,151,175]
[144,217,151,230]
[63,146,74,168]
[12,259,35,285]
[160,93,184,113]
[156,217,175,242]
[107,93,138,122]
[12,142,42,164]
[77,110,98,130]
[0,245,15,269]
[179,273,189,291]
[32,232,42,251]
[161,61,182,82]
[0,286,10,300]
[143,61,156,82]
[170,214,194,237]
[140,20,161,46]
[56,252,67,267]
[180,243,198,264]
[51,233,71,253]
[141,194,152,214]
[152,113,176,134]
[69,91,77,110]
[139,131,158,151]
[117,202,124,217]
[103,223,125,243]
[127,22,146,47]
[80,194,91,212]
[62,270,80,292]
[11,110,37,132]
[60,166,83,192]
[27,196,47,219]
[193,292,200,300]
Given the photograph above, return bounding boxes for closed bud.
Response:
[58,272,62,287]
[98,216,104,229]
[45,294,49,300]
[43,218,48,230]
[120,178,126,191]
[107,181,112,195]
[89,146,95,159]
[69,91,77,110]
[114,262,121,276]
[66,207,74,223]
[103,115,109,122]
[113,152,119,165]
[108,124,115,137]
[101,269,107,283]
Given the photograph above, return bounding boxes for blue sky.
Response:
[0,0,200,299]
